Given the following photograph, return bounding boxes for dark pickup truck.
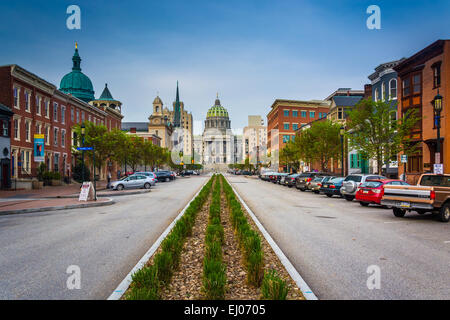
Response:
[381,174,450,222]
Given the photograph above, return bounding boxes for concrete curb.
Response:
[107,178,209,300]
[225,175,319,300]
[0,198,115,216]
[43,189,152,199]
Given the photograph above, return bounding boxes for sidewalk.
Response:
[0,182,111,214]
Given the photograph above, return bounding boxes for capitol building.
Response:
[201,95,242,170]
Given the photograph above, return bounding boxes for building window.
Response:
[407,155,422,173]
[413,74,421,94]
[61,106,66,124]
[432,62,441,88]
[54,128,58,146]
[54,153,59,172]
[82,111,85,122]
[45,126,50,145]
[283,123,290,130]
[13,87,19,108]
[389,79,397,100]
[44,100,49,117]
[35,96,41,115]
[282,135,290,143]
[61,130,66,147]
[88,114,92,122]
[292,123,298,131]
[24,91,30,111]
[25,120,31,142]
[2,120,8,137]
[14,118,19,140]
[301,111,307,118]
[76,110,80,123]
[292,110,298,117]
[310,111,315,118]
[382,82,386,101]
[71,107,74,122]
[283,110,289,117]
[35,123,40,134]
[374,88,379,102]
[338,108,343,120]
[53,103,58,122]
[402,79,411,97]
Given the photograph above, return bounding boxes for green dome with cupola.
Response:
[59,43,95,103]
[206,95,229,118]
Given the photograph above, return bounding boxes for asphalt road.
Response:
[0,176,208,299]
[227,175,450,300]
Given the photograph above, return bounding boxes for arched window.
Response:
[389,79,397,100]
[374,88,379,102]
[382,82,386,101]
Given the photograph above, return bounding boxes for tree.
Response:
[305,120,341,171]
[279,141,300,172]
[346,99,420,175]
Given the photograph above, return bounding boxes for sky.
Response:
[0,0,449,135]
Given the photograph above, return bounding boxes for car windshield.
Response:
[420,175,450,187]
[361,181,383,188]
[313,177,323,182]
[330,178,345,183]
[346,175,362,182]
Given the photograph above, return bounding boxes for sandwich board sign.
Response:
[79,182,95,201]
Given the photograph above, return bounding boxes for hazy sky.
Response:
[0,0,448,135]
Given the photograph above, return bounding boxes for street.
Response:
[0,176,208,299]
[227,175,450,300]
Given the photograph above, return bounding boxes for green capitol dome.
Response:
[207,96,229,118]
[59,43,95,103]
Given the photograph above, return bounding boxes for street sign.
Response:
[434,163,443,174]
[400,155,408,163]
[77,147,93,151]
[435,153,441,164]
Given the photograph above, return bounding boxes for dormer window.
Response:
[432,61,442,88]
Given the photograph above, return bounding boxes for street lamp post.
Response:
[340,126,345,177]
[434,90,443,164]
[81,124,85,182]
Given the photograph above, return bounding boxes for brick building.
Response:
[0,46,123,189]
[394,39,450,184]
[267,99,330,171]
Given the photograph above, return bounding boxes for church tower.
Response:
[173,81,181,127]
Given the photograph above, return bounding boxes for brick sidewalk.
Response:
[0,197,112,213]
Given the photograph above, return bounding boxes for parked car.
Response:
[284,173,301,188]
[309,176,336,194]
[269,172,284,184]
[241,170,253,175]
[381,174,450,222]
[320,177,345,197]
[356,179,409,207]
[155,171,174,182]
[260,171,275,181]
[296,172,330,191]
[110,174,153,190]
[340,174,386,201]
[133,172,157,186]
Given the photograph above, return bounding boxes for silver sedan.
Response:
[110,175,153,191]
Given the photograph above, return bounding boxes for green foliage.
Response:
[346,98,420,174]
[126,175,215,300]
[261,269,289,300]
[73,162,91,183]
[220,175,264,287]
[203,258,227,300]
[295,120,342,171]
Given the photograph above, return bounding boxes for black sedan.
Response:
[320,177,345,197]
[155,171,174,182]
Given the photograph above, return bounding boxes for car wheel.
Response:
[117,184,124,191]
[344,195,354,201]
[313,191,320,194]
[144,183,151,189]
[393,208,406,218]
[288,185,292,188]
[438,203,450,223]
[360,202,369,207]
[326,194,332,198]
[300,188,306,192]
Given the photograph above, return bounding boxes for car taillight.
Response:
[330,185,336,189]
[430,190,435,200]
[306,178,312,182]
[318,183,322,187]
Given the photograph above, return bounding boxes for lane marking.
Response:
[107,178,209,300]
[227,176,318,300]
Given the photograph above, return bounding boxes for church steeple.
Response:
[173,81,181,127]
[72,42,82,71]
